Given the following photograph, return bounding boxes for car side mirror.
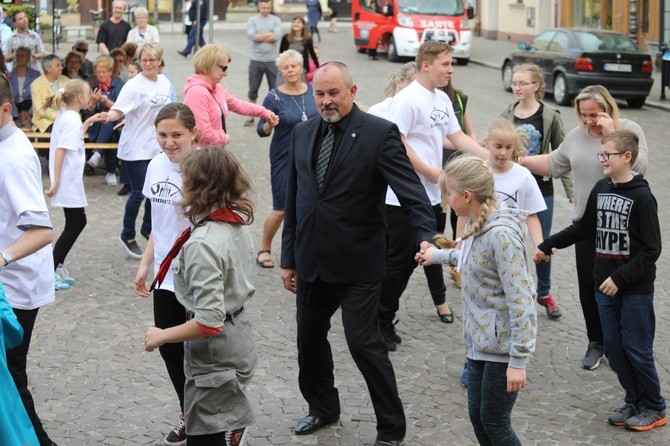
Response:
[466,6,474,20]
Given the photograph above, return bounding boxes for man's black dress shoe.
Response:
[374,440,404,446]
[293,414,339,435]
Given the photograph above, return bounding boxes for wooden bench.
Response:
[23,131,119,151]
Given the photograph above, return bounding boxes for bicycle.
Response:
[53,8,65,50]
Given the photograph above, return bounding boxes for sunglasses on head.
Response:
[76,47,88,53]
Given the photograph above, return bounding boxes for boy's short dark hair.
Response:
[601,129,639,163]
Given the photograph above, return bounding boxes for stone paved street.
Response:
[21,15,670,446]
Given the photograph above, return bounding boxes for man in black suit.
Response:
[280,62,436,446]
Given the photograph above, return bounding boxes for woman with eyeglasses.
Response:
[102,42,174,261]
[520,84,648,372]
[183,44,278,148]
[499,63,573,321]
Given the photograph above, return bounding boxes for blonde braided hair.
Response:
[434,156,496,248]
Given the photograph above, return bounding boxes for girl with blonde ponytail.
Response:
[44,78,107,290]
[416,156,537,446]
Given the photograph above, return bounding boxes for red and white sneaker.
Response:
[225,427,248,446]
[537,294,563,319]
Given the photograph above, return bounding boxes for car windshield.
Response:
[398,0,464,16]
[576,31,640,52]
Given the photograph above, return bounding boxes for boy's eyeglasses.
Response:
[597,152,625,161]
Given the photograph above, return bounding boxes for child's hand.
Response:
[507,367,527,393]
[44,183,58,198]
[144,327,165,352]
[599,277,618,296]
[268,113,280,127]
[415,241,436,266]
[533,249,549,263]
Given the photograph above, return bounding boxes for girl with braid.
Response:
[415,156,537,445]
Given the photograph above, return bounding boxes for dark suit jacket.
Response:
[281,104,436,283]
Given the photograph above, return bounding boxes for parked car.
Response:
[501,28,654,108]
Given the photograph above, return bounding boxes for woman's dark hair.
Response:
[155,102,201,143]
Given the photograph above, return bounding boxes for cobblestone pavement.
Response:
[26,18,670,446]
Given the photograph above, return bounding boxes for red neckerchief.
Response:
[98,80,112,93]
[150,207,244,291]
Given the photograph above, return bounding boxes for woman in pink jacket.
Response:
[183,44,278,147]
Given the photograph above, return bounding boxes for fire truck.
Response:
[352,0,474,64]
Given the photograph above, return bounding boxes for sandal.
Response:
[256,250,275,268]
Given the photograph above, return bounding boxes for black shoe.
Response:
[374,440,404,446]
[140,230,151,240]
[177,50,188,58]
[381,325,398,352]
[84,165,96,176]
[117,184,130,196]
[438,310,454,323]
[119,236,143,260]
[244,118,255,127]
[293,414,339,435]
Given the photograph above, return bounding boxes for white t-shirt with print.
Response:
[143,152,191,292]
[385,80,461,206]
[0,127,55,310]
[49,109,87,208]
[491,162,546,214]
[113,73,172,161]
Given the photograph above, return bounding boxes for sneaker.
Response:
[87,151,101,168]
[117,184,130,196]
[609,403,638,426]
[55,265,75,285]
[537,294,563,319]
[119,236,143,260]
[54,273,70,291]
[381,326,397,352]
[243,118,255,127]
[105,173,118,186]
[625,408,667,431]
[164,413,186,445]
[225,427,248,446]
[581,341,605,370]
[460,362,468,387]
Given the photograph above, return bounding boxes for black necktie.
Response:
[316,124,335,190]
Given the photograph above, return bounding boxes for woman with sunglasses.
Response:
[183,44,278,148]
[520,85,648,372]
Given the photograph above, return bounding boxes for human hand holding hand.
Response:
[415,241,436,266]
[533,249,549,263]
[507,367,526,393]
[268,113,280,127]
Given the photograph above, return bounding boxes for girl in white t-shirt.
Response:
[133,103,198,445]
[44,79,106,290]
[483,118,546,249]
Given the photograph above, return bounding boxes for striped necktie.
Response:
[316,124,335,190]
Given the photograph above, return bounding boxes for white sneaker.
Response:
[105,173,118,186]
[87,151,102,168]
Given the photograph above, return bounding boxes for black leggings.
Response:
[53,207,87,269]
[154,288,186,412]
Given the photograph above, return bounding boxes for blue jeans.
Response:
[120,159,151,241]
[182,23,206,54]
[467,359,521,446]
[596,291,666,411]
[535,195,553,296]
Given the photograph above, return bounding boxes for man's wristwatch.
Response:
[0,251,13,271]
